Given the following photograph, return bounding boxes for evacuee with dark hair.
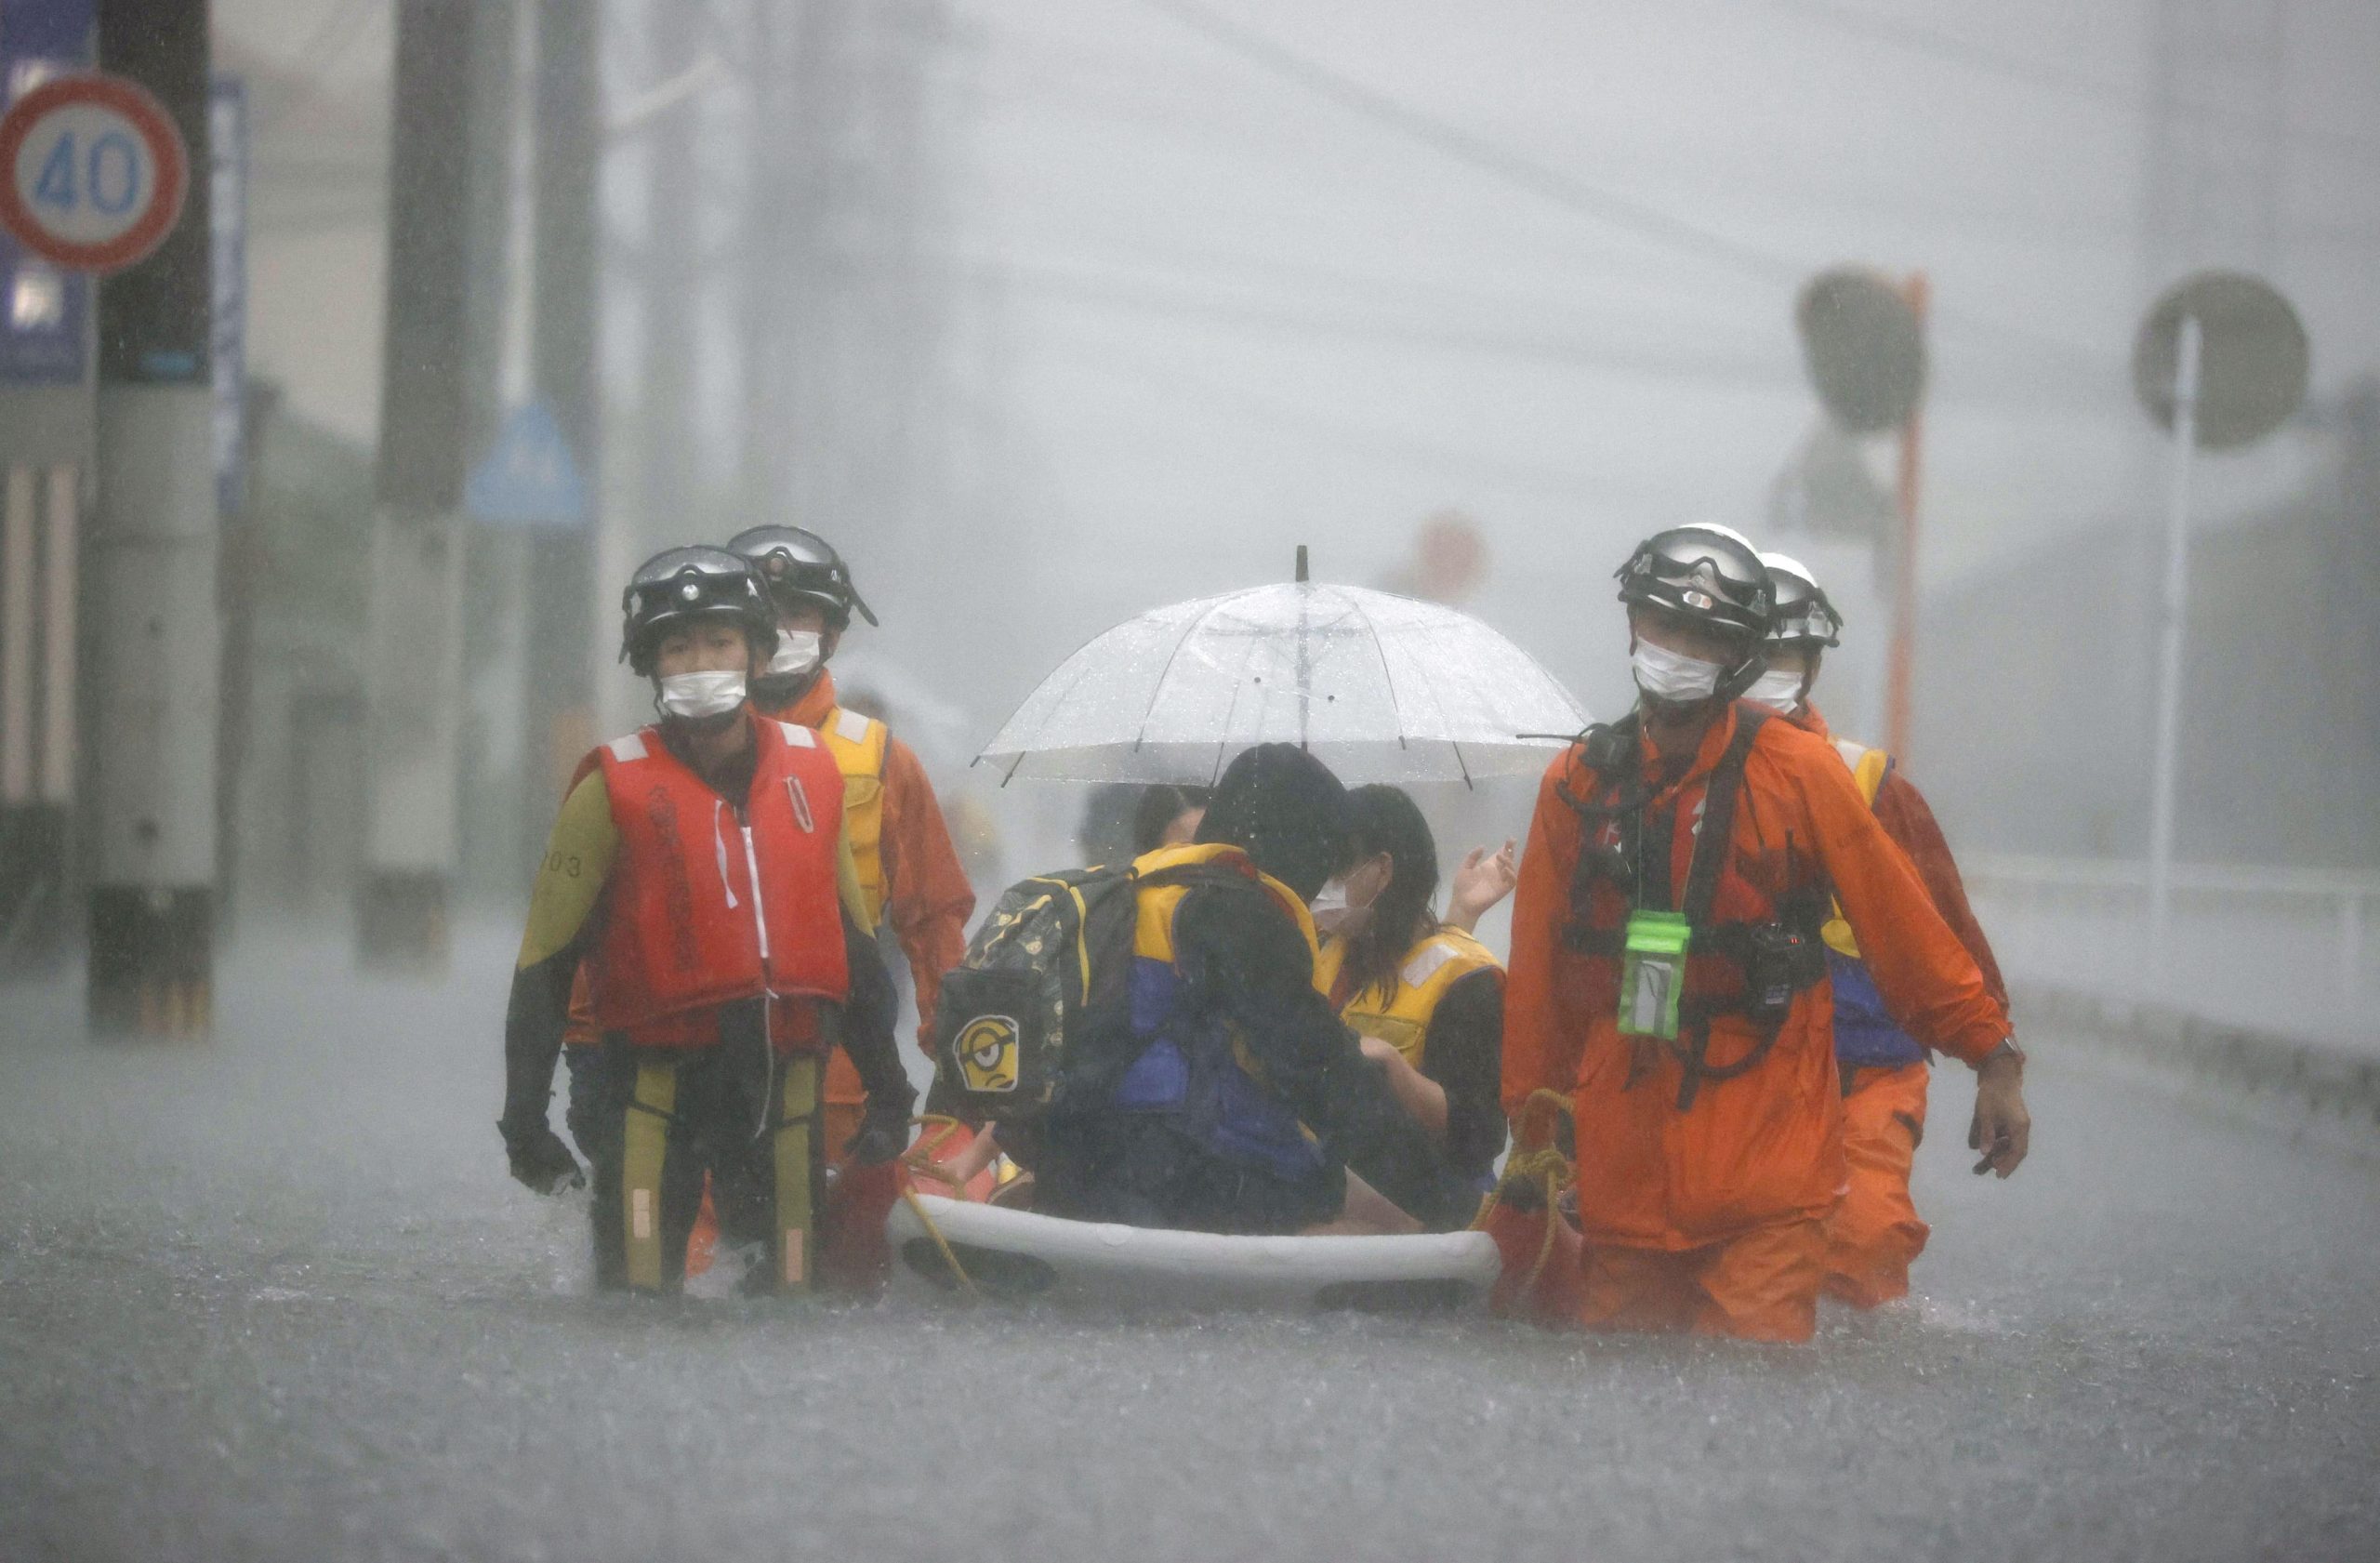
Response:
[496,547,915,1295]
[1029,744,1475,1237]
[1501,525,2029,1343]
[1130,783,1210,855]
[1313,785,1515,1191]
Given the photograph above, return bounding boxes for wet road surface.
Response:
[3,928,2375,1562]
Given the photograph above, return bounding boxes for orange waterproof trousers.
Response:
[1823,1063,1931,1309]
[1579,1218,1829,1344]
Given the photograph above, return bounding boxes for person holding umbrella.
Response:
[1501,525,2030,1343]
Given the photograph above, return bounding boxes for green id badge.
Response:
[1618,910,1692,1040]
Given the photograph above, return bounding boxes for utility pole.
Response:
[86,0,218,1034]
[356,0,488,969]
[640,0,699,560]
[525,0,600,809]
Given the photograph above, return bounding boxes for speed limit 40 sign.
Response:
[0,73,189,274]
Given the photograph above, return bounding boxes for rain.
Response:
[3,1,2378,1559]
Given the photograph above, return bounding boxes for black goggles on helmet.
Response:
[619,549,776,670]
[1616,531,1772,638]
[1767,590,1843,647]
[744,543,878,628]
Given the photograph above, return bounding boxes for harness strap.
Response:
[1670,709,1767,1111]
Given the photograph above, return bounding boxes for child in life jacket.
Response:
[497,546,915,1294]
[1313,785,1514,1193]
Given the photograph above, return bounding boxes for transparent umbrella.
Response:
[978,566,1590,787]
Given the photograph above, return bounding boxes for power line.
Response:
[993,257,2120,410]
[1137,0,1807,291]
[996,258,1793,387]
[1133,0,2109,370]
[1042,333,1672,509]
[250,0,392,135]
[1745,0,2380,161]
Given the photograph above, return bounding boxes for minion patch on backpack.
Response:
[956,1013,1022,1094]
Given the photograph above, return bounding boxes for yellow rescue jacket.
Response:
[1130,841,1322,983]
[1314,926,1501,1069]
[1818,736,1893,959]
[819,706,891,921]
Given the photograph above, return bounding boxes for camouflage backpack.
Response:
[931,859,1260,1124]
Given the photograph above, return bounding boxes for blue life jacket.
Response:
[1821,738,1927,1071]
[1106,843,1327,1180]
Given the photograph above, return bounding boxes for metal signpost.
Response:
[2130,271,2309,959]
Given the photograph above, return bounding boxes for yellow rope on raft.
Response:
[1471,1089,1577,1299]
[895,1116,977,1296]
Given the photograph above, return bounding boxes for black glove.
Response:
[842,1093,915,1167]
[499,1114,584,1195]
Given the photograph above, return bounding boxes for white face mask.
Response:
[656,669,747,721]
[1631,639,1726,705]
[766,629,823,680]
[1308,878,1350,919]
[1744,666,1806,713]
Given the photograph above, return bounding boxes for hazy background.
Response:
[205,0,2380,940]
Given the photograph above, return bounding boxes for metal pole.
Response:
[356,0,489,969]
[2146,312,2202,957]
[87,0,218,1035]
[526,0,600,818]
[1883,271,1928,761]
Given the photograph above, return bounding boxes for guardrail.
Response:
[1962,853,2375,1001]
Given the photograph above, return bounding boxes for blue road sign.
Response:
[465,401,588,529]
[0,0,93,386]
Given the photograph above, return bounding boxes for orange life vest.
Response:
[586,718,850,1050]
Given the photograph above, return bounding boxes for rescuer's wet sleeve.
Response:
[837,905,913,1110]
[1794,746,2006,1065]
[879,734,976,1049]
[1871,771,2008,1015]
[505,773,617,1125]
[1501,753,1588,1119]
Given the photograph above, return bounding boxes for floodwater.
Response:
[3,925,2376,1562]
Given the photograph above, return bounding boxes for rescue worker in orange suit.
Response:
[498,547,916,1294]
[1747,551,2016,1310]
[724,527,976,1133]
[1502,525,2030,1343]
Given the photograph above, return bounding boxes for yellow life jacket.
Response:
[1314,927,1501,1069]
[1130,841,1321,978]
[1818,736,1893,959]
[818,707,891,921]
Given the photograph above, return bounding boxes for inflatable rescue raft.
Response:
[886,1193,1503,1311]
